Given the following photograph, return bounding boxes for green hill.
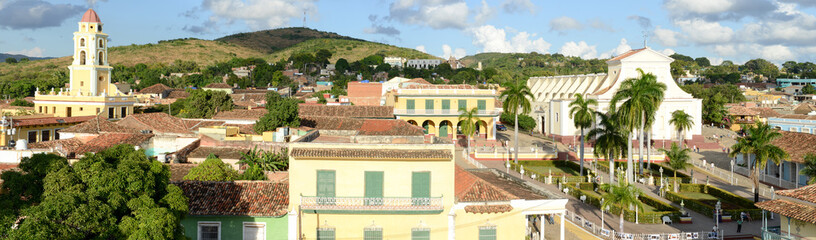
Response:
[216,27,361,54]
[461,52,608,77]
[268,38,438,63]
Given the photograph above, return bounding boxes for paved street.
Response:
[458,128,780,238]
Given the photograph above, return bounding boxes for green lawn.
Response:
[679,192,719,201]
[521,164,579,176]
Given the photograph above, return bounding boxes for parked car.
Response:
[496,124,507,131]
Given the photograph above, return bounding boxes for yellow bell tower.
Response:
[34,9,135,119]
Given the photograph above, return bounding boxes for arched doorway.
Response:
[477,120,488,139]
[439,120,452,138]
[422,120,436,135]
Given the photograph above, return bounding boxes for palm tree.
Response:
[459,107,479,156]
[669,110,694,145]
[501,79,534,164]
[610,68,666,182]
[600,175,644,232]
[569,93,597,176]
[660,143,691,192]
[586,111,627,183]
[239,147,289,171]
[729,122,788,202]
[799,153,816,185]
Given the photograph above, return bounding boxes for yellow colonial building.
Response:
[33,9,135,119]
[287,126,567,239]
[389,84,501,140]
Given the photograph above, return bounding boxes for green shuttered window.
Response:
[442,100,450,110]
[317,170,335,205]
[407,99,415,110]
[479,227,497,240]
[365,171,383,206]
[412,171,431,205]
[477,100,486,111]
[317,228,335,240]
[411,228,430,240]
[425,99,434,110]
[363,229,383,240]
[458,99,467,111]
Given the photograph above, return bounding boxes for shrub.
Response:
[666,184,761,219]
[500,112,536,131]
[9,98,33,107]
[563,184,680,224]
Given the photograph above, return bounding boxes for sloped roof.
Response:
[290,148,451,160]
[298,104,394,118]
[117,113,190,134]
[188,147,247,160]
[727,106,759,116]
[166,89,190,99]
[174,181,289,217]
[213,109,268,120]
[299,117,424,136]
[771,131,816,163]
[74,133,153,154]
[205,83,233,89]
[13,116,95,127]
[777,184,816,203]
[794,103,816,115]
[80,9,101,23]
[139,83,172,94]
[751,107,781,118]
[59,116,139,134]
[608,48,647,61]
[756,184,816,224]
[403,84,477,90]
[455,167,516,202]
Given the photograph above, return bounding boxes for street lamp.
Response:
[715,200,722,232]
[601,198,605,230]
[635,193,640,224]
[659,166,664,195]
[730,159,735,185]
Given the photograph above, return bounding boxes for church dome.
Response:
[80,9,101,23]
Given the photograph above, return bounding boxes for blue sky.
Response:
[2,0,816,65]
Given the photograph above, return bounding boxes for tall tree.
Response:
[569,93,597,176]
[501,79,534,164]
[600,175,644,232]
[182,90,234,118]
[669,110,694,144]
[1,145,188,239]
[729,122,788,202]
[254,93,300,133]
[183,154,239,181]
[610,69,666,182]
[661,143,691,192]
[458,107,479,157]
[586,111,627,183]
[799,153,816,185]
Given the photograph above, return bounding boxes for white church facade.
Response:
[528,47,703,147]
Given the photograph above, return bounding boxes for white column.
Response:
[559,213,565,240]
[287,210,298,240]
[448,213,456,240]
[539,215,544,240]
[90,69,98,96]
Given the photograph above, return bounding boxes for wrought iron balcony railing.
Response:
[300,196,444,213]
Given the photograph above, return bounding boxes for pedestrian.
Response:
[737,218,743,233]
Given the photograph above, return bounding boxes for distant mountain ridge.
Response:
[216,27,362,54]
[0,53,52,61]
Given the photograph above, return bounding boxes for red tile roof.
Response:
[290,148,451,160]
[776,184,816,203]
[139,83,172,94]
[188,147,247,160]
[300,117,424,136]
[756,199,816,224]
[727,106,759,116]
[298,104,394,118]
[80,9,101,23]
[213,109,268,120]
[168,163,198,181]
[403,84,478,90]
[59,116,139,134]
[455,167,515,202]
[174,181,289,217]
[750,107,781,118]
[75,133,153,154]
[166,89,190,99]
[771,131,816,163]
[117,113,191,134]
[13,116,95,127]
[608,48,647,61]
[204,83,233,89]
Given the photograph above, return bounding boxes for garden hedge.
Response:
[563,184,681,224]
[665,184,761,219]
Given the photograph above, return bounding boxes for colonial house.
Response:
[756,184,816,239]
[736,131,816,189]
[527,47,703,146]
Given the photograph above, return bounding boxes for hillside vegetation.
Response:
[217,27,360,53]
[461,52,608,78]
[268,38,438,63]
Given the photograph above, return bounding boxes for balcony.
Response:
[300,196,444,214]
[393,109,500,116]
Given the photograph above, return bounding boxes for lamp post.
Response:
[659,166,664,195]
[601,198,605,230]
[680,200,685,215]
[730,159,735,185]
[715,200,722,232]
[635,193,640,224]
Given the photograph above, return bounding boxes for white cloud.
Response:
[559,41,598,59]
[708,57,724,65]
[663,0,775,21]
[549,16,583,33]
[415,45,427,53]
[8,47,44,57]
[661,48,676,56]
[600,38,633,59]
[199,0,317,30]
[473,0,494,24]
[675,19,734,44]
[711,43,795,63]
[470,25,551,53]
[441,44,467,59]
[501,0,536,14]
[653,26,681,47]
[388,0,470,30]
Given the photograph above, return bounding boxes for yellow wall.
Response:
[454,208,526,239]
[392,89,500,139]
[33,101,132,119]
[289,142,455,239]
[781,217,816,238]
[0,122,81,147]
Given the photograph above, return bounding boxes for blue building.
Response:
[768,115,816,134]
[777,78,816,88]
[735,131,814,189]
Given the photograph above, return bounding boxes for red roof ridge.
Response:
[608,48,647,61]
[455,166,517,202]
[80,9,101,23]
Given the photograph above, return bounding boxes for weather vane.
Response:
[642,30,648,48]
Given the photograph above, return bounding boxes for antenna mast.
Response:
[642,30,648,48]
[303,11,306,28]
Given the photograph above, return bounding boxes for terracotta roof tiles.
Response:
[59,117,139,134]
[464,204,514,214]
[756,199,816,224]
[455,167,516,202]
[290,148,451,160]
[771,131,816,163]
[188,147,248,160]
[139,83,172,94]
[750,107,781,118]
[213,109,268,120]
[298,104,394,118]
[174,181,289,217]
[403,84,478,90]
[608,48,647,61]
[727,106,759,116]
[776,183,816,203]
[13,116,95,127]
[205,83,233,89]
[166,89,190,99]
[117,113,190,134]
